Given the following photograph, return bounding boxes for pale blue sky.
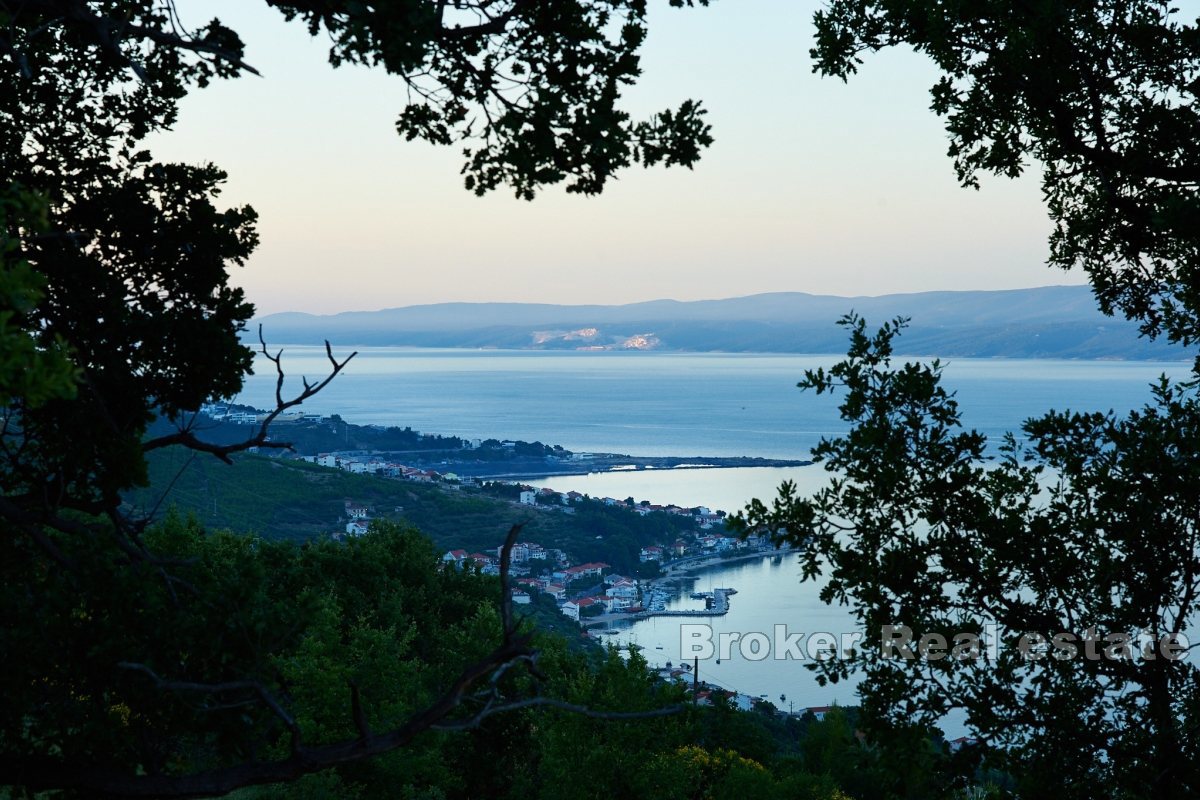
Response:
[151,0,1076,315]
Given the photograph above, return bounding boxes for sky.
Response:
[150,0,1078,316]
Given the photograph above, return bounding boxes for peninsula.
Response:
[164,403,810,480]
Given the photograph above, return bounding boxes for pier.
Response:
[632,587,735,619]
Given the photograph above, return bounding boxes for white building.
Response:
[561,600,580,621]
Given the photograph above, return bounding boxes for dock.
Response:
[631,587,735,619]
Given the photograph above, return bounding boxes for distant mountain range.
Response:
[252,286,1192,360]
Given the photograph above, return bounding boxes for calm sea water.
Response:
[238,348,1189,460]
[237,348,1190,730]
[608,555,858,712]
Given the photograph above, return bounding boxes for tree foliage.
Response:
[811,0,1200,349]
[746,5,1200,796]
[734,315,1200,798]
[0,518,500,793]
[0,0,713,549]
[0,1,714,794]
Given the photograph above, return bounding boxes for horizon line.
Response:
[255,283,1094,319]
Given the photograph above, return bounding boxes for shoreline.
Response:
[453,456,814,481]
[583,547,800,628]
[654,547,800,583]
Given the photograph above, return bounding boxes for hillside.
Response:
[252,286,1193,360]
[127,450,702,573]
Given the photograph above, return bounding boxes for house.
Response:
[603,593,634,611]
[519,490,537,505]
[807,706,832,722]
[511,588,531,605]
[496,542,526,562]
[948,737,979,753]
[544,583,566,601]
[609,580,638,599]
[345,520,369,536]
[561,600,580,621]
[578,596,604,612]
[469,552,496,568]
[563,562,609,582]
[640,545,664,562]
[317,454,338,468]
[345,503,369,519]
[442,549,468,565]
[700,535,737,551]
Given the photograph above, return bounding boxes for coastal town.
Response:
[197,406,837,721]
[272,436,783,623]
[335,478,780,624]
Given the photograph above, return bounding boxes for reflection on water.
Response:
[609,555,857,712]
[526,465,832,515]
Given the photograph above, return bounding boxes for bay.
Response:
[606,553,857,712]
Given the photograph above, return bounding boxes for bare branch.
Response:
[142,327,356,463]
[498,521,523,640]
[118,662,303,751]
[1,519,681,797]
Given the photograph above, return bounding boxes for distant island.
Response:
[251,285,1194,360]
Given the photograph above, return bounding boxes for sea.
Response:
[237,348,1192,731]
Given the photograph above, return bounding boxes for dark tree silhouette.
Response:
[1,2,706,794]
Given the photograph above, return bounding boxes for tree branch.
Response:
[6,0,261,80]
[0,527,683,797]
[142,328,356,463]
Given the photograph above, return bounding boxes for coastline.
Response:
[583,547,800,628]
[455,455,813,481]
[654,547,800,584]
